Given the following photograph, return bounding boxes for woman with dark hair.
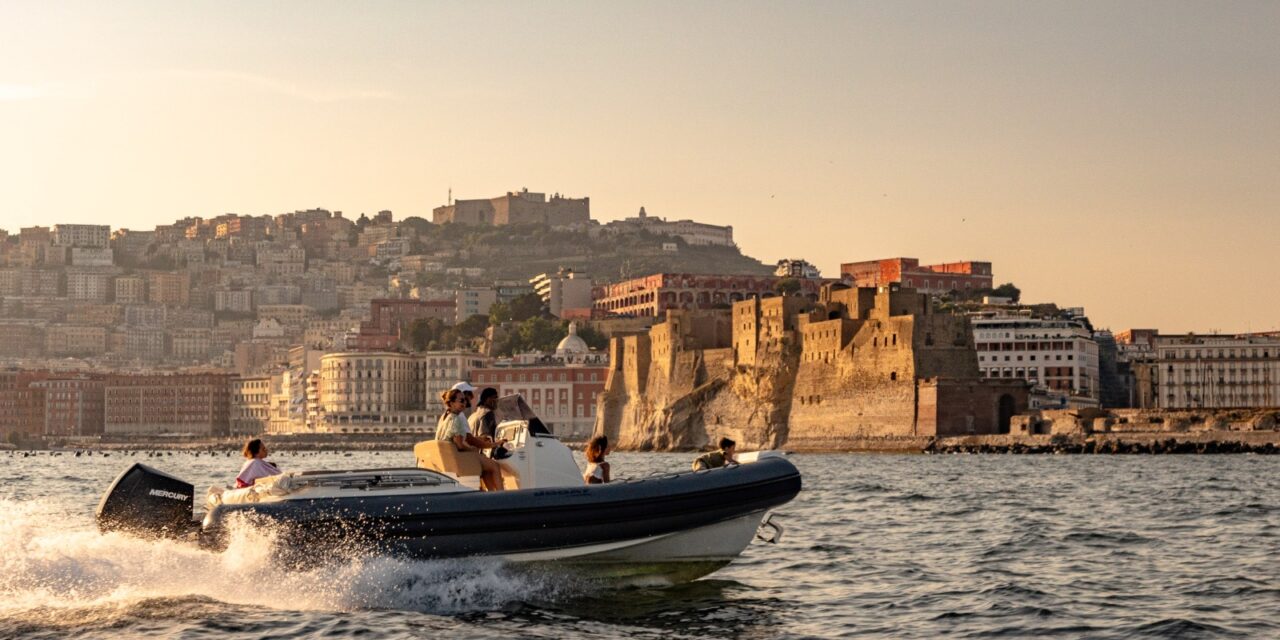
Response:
[583,435,611,485]
[235,438,282,488]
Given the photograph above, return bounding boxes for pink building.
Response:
[840,258,993,295]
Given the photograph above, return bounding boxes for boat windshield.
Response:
[494,394,552,436]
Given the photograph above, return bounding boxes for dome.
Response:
[555,322,589,355]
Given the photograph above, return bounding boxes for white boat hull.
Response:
[501,510,770,584]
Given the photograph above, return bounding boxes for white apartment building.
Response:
[423,350,490,409]
[257,304,315,328]
[114,276,146,304]
[170,328,212,360]
[230,376,271,436]
[52,224,110,248]
[530,269,593,318]
[69,247,115,267]
[1153,334,1280,409]
[456,287,498,323]
[316,351,435,433]
[215,289,254,313]
[46,325,109,357]
[65,270,113,302]
[603,207,735,247]
[972,312,1100,406]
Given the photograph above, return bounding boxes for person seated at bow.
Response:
[235,438,282,488]
[436,388,505,491]
[692,437,738,471]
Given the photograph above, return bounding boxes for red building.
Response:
[368,298,456,333]
[0,370,51,438]
[469,365,607,439]
[32,375,105,436]
[840,258,993,295]
[593,273,829,318]
[104,373,232,436]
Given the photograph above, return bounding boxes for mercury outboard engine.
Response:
[96,463,199,539]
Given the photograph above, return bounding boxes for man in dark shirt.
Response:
[468,387,500,440]
[693,437,738,470]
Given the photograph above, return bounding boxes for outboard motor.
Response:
[96,463,198,539]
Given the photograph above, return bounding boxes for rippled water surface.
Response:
[1,450,1277,639]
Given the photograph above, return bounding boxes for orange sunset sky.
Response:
[2,1,1278,333]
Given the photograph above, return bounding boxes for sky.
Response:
[1,1,1277,333]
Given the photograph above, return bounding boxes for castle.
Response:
[432,188,590,226]
[594,282,1028,451]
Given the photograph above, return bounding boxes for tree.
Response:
[455,314,490,340]
[409,318,445,351]
[488,301,512,324]
[992,283,1022,303]
[575,324,610,351]
[507,293,547,322]
[774,278,802,296]
[516,317,564,353]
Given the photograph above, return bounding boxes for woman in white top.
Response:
[235,438,282,488]
[583,435,611,485]
[436,388,504,491]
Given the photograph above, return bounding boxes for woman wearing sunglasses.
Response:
[436,388,504,491]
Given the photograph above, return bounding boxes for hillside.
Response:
[400,219,774,284]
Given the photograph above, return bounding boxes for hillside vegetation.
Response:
[400,219,774,284]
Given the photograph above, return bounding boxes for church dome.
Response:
[555,322,589,355]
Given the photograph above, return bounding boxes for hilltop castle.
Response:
[595,282,1028,451]
[432,188,590,226]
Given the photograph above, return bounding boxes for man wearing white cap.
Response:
[450,382,476,416]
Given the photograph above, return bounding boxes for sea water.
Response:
[1,451,1276,639]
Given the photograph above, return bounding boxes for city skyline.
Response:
[3,1,1279,334]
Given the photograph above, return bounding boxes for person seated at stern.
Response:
[436,388,505,491]
[692,437,738,471]
[236,438,282,488]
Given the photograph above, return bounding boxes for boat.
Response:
[96,396,802,582]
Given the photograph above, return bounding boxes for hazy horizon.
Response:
[2,1,1278,334]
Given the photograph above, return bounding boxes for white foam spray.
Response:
[0,498,577,628]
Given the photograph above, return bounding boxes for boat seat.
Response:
[415,440,483,478]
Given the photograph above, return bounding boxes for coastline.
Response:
[9,430,1279,455]
[13,434,591,453]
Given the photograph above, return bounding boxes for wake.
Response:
[0,498,577,626]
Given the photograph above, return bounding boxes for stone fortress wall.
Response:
[595,282,1028,451]
[433,189,590,226]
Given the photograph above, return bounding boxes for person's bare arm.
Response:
[452,434,474,451]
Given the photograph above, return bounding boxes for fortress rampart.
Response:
[595,283,1029,451]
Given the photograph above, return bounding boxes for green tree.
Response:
[774,278,802,296]
[574,324,610,350]
[507,293,547,321]
[516,317,564,352]
[992,283,1022,303]
[409,318,444,351]
[455,314,490,340]
[488,301,512,324]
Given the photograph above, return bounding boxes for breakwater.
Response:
[929,431,1280,455]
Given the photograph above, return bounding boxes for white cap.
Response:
[450,381,476,393]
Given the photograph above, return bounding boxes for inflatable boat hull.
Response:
[202,457,802,572]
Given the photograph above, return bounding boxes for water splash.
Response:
[0,498,573,629]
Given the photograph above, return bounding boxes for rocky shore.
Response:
[928,431,1280,455]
